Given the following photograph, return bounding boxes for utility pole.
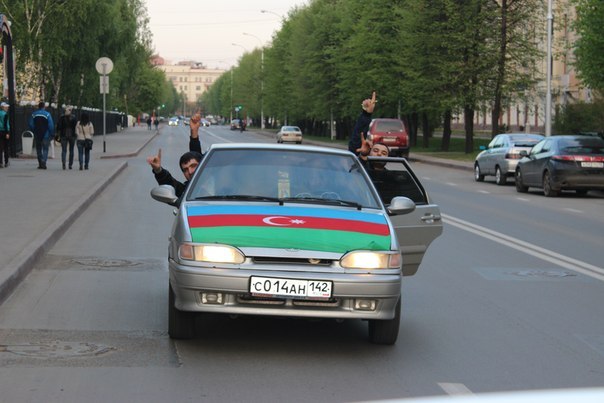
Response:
[545,0,553,136]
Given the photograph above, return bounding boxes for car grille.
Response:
[237,294,340,307]
[252,256,333,266]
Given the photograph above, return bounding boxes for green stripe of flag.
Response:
[190,226,391,253]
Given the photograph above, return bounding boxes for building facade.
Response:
[153,56,225,113]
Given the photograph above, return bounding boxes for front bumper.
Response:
[169,260,402,320]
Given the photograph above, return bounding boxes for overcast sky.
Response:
[144,0,309,69]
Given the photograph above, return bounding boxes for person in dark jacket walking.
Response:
[28,101,55,169]
[56,106,77,169]
[0,102,10,168]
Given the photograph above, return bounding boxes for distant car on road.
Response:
[183,117,190,126]
[201,119,211,127]
[474,133,544,185]
[276,126,303,144]
[230,119,244,130]
[168,117,179,127]
[367,118,410,158]
[150,144,442,344]
[515,135,604,196]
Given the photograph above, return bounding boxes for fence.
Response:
[9,105,127,157]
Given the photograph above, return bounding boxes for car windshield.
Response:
[509,135,542,146]
[284,127,300,132]
[376,120,404,132]
[559,138,604,154]
[187,148,381,209]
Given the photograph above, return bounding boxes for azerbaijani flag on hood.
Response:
[186,205,391,253]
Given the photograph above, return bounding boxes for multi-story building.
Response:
[153,56,225,114]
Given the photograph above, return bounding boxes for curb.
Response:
[99,131,159,159]
[0,161,129,304]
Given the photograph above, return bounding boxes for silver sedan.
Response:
[151,144,442,344]
[474,133,543,185]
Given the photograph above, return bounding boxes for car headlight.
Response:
[340,251,401,269]
[179,243,245,264]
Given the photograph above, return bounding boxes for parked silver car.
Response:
[474,133,544,185]
[151,144,442,344]
[277,126,303,144]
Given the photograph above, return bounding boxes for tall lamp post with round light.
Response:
[243,32,265,129]
[231,43,248,125]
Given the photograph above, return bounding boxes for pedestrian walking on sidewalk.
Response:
[28,101,55,169]
[56,106,77,169]
[75,112,94,170]
[154,117,159,131]
[0,102,10,168]
[146,116,152,130]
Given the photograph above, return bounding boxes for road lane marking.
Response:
[446,182,458,186]
[516,197,531,202]
[438,383,473,395]
[564,208,583,214]
[443,213,604,282]
[478,190,490,194]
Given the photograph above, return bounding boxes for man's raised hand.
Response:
[147,148,162,172]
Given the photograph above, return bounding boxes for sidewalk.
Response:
[0,125,158,303]
[0,125,469,304]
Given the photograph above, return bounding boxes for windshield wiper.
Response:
[195,195,283,204]
[281,196,363,210]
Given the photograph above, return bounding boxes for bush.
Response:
[553,99,604,134]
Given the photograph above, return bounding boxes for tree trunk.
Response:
[464,106,475,154]
[441,109,452,151]
[422,112,431,148]
[407,112,419,147]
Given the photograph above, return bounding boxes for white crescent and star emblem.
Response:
[262,216,306,226]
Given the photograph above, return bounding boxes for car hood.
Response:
[185,204,392,254]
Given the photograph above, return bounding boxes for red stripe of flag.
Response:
[188,214,389,236]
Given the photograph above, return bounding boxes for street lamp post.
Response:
[243,32,265,129]
[231,43,248,124]
[545,0,553,137]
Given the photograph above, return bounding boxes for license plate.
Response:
[384,137,397,142]
[250,276,332,300]
[581,162,603,168]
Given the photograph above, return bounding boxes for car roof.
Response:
[207,142,353,156]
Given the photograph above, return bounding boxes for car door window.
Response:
[366,158,428,205]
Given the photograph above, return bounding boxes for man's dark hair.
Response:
[374,142,390,153]
[38,101,45,109]
[179,151,202,167]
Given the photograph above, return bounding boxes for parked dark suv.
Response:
[367,118,410,158]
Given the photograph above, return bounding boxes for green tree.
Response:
[572,0,604,94]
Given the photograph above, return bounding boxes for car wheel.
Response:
[168,284,195,339]
[515,169,528,193]
[542,171,560,197]
[495,166,506,186]
[474,164,484,182]
[368,298,400,345]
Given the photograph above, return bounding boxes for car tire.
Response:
[168,284,195,339]
[495,166,506,186]
[542,171,559,197]
[515,169,528,193]
[368,298,401,345]
[474,164,485,182]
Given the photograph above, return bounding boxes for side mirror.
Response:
[479,145,486,151]
[519,150,528,157]
[150,185,179,207]
[387,196,416,216]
